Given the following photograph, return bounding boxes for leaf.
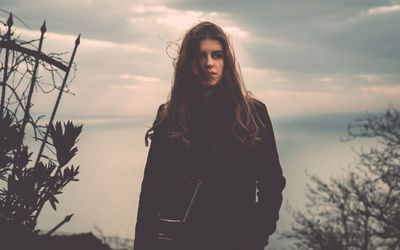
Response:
[49,121,83,167]
[0,112,22,154]
[49,199,57,211]
[49,195,59,211]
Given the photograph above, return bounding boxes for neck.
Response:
[202,88,213,99]
[201,83,219,99]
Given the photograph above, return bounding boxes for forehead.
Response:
[199,39,223,52]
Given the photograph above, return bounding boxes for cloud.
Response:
[319,77,335,83]
[131,4,170,13]
[349,4,400,23]
[239,62,400,96]
[98,80,170,116]
[357,74,381,83]
[366,4,400,15]
[360,85,400,95]
[242,67,289,85]
[13,26,155,53]
[118,74,161,82]
[257,85,400,119]
[127,3,249,40]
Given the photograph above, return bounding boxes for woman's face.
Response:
[194,39,224,87]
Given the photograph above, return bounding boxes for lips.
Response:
[204,72,217,78]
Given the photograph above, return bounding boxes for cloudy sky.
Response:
[1,0,400,247]
[3,0,400,119]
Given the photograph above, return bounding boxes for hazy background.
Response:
[1,0,400,248]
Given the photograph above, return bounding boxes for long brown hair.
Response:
[146,21,267,146]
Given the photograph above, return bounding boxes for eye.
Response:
[199,52,207,59]
[212,51,223,59]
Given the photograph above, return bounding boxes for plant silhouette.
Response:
[282,106,400,249]
[0,12,82,238]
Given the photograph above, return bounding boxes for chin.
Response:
[202,81,219,87]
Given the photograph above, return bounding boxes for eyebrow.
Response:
[199,50,223,55]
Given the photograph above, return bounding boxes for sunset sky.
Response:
[1,0,400,248]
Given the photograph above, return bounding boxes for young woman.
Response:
[134,21,286,250]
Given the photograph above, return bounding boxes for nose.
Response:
[205,55,214,68]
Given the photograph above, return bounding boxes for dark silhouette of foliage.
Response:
[282,106,400,250]
[0,12,81,237]
[0,228,111,250]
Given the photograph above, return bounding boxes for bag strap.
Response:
[182,144,216,223]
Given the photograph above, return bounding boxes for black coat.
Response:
[134,89,286,250]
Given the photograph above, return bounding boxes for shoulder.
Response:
[156,103,166,116]
[146,103,168,143]
[154,103,168,124]
[248,98,275,137]
[249,98,268,117]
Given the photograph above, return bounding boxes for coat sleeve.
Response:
[253,102,286,247]
[133,105,166,250]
